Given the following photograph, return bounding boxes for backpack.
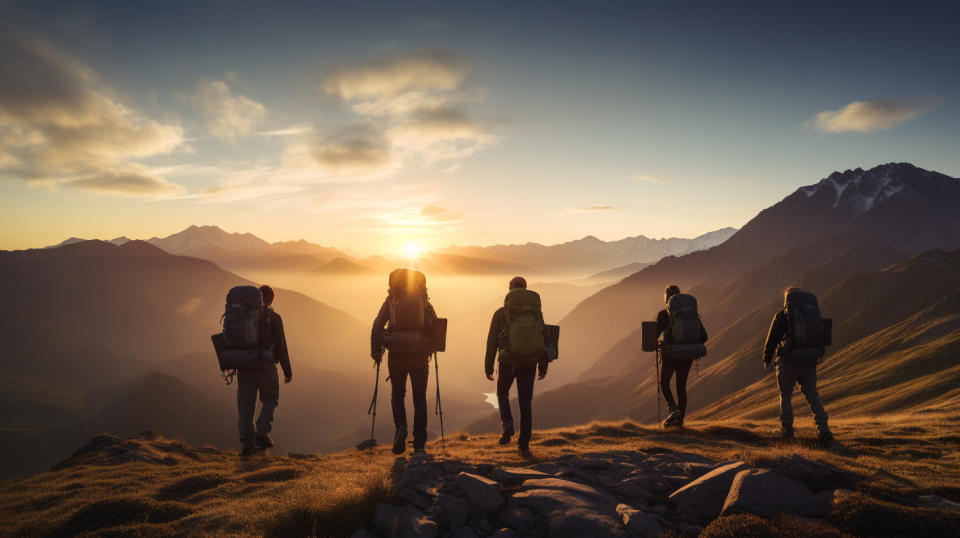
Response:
[782,289,824,360]
[212,286,272,375]
[500,288,545,366]
[664,293,707,360]
[385,269,428,354]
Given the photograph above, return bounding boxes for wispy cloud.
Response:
[390,106,496,163]
[259,124,314,137]
[322,48,468,100]
[184,79,266,140]
[0,33,185,197]
[572,205,620,212]
[803,98,936,133]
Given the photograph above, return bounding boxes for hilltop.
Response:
[1,414,958,537]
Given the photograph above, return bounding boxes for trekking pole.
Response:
[655,345,662,431]
[434,351,445,452]
[364,360,381,450]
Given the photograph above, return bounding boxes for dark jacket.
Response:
[485,306,549,376]
[656,308,708,347]
[265,308,292,378]
[371,297,438,366]
[762,311,789,364]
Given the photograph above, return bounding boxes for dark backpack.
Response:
[782,289,824,360]
[664,293,707,360]
[385,269,428,354]
[223,286,265,349]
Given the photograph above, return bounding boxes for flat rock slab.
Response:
[511,478,629,537]
[616,503,661,537]
[721,469,827,519]
[374,503,439,538]
[669,461,750,520]
[455,472,503,514]
[496,467,551,486]
[776,454,851,492]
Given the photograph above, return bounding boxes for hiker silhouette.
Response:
[656,285,708,429]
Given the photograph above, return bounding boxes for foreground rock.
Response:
[669,460,750,520]
[721,469,827,518]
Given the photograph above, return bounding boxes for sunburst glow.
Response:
[403,241,422,260]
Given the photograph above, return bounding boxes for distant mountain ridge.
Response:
[436,227,738,275]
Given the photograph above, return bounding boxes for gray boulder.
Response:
[776,454,851,492]
[669,461,750,520]
[510,478,629,537]
[495,467,550,486]
[455,473,504,514]
[721,469,827,518]
[450,527,479,538]
[433,493,468,529]
[616,504,660,537]
[499,506,543,536]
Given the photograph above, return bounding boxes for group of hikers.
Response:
[215,272,834,457]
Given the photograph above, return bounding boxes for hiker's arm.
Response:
[484,309,501,377]
[699,321,708,343]
[371,301,389,359]
[655,310,669,338]
[762,313,785,364]
[273,313,292,380]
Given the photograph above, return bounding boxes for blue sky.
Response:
[1,0,958,254]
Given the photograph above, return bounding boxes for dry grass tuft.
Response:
[830,492,960,538]
[701,514,850,537]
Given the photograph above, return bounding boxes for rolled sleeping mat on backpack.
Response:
[213,341,276,370]
[662,343,707,361]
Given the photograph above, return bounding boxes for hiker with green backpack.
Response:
[656,285,708,429]
[762,287,834,443]
[371,269,439,455]
[485,276,549,455]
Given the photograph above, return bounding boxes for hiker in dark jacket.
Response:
[371,272,438,455]
[656,285,707,428]
[238,284,292,456]
[762,287,832,442]
[485,276,548,455]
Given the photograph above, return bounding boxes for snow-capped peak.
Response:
[805,163,917,215]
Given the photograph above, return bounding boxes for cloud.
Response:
[631,174,666,183]
[390,106,495,162]
[419,204,463,222]
[259,124,314,137]
[307,123,392,171]
[573,205,619,212]
[803,98,936,133]
[185,79,265,140]
[0,33,185,196]
[322,49,468,100]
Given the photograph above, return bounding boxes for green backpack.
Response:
[500,288,545,366]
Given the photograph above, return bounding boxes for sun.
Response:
[403,241,422,260]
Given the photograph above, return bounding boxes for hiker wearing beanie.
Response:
[485,276,548,455]
[656,284,707,428]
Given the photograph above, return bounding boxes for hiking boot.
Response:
[392,428,408,455]
[780,426,795,440]
[519,444,532,457]
[663,408,683,428]
[818,430,834,443]
[499,425,515,446]
[255,434,274,449]
[240,445,259,457]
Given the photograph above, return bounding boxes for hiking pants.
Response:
[388,360,429,449]
[237,366,279,446]
[775,356,829,434]
[497,363,536,447]
[659,358,693,415]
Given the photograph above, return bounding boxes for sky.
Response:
[1,0,959,255]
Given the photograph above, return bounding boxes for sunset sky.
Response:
[1,1,958,255]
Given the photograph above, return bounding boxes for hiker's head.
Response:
[259,285,275,307]
[784,286,801,297]
[664,284,681,304]
[509,276,527,290]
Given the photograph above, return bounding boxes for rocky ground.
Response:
[1,416,959,536]
[356,447,958,537]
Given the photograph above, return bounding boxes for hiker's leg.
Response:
[659,359,679,411]
[775,358,797,431]
[675,359,693,416]
[516,366,536,447]
[797,361,830,435]
[409,364,429,449]
[496,363,516,428]
[236,369,257,446]
[255,367,280,435]
[388,361,409,431]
